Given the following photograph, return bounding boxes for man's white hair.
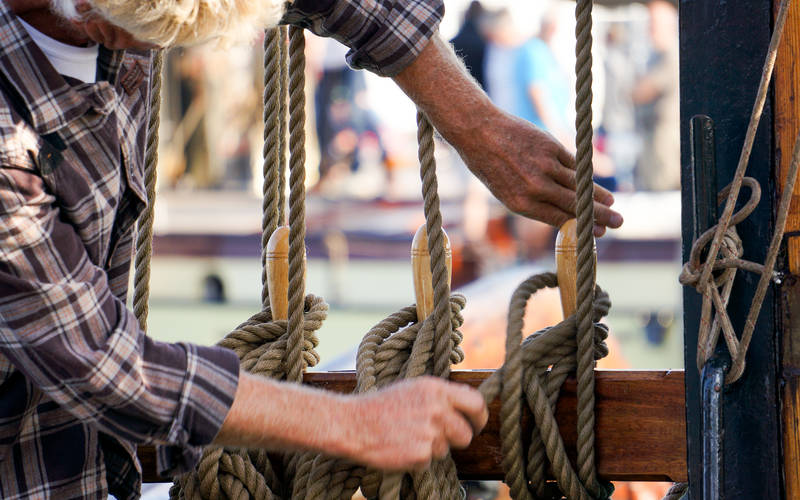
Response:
[52,0,286,47]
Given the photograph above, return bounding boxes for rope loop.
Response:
[477,272,612,500]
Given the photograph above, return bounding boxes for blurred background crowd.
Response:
[142,2,681,498]
[156,0,678,197]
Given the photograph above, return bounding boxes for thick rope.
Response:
[171,296,329,500]
[279,26,289,221]
[416,112,455,379]
[170,27,326,500]
[133,50,164,330]
[573,0,599,495]
[261,28,282,306]
[286,26,308,384]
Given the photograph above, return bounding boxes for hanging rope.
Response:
[133,50,164,331]
[286,26,309,384]
[261,27,283,305]
[476,276,611,500]
[573,0,600,495]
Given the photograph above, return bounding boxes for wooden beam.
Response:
[774,0,800,275]
[138,369,686,483]
[774,1,800,497]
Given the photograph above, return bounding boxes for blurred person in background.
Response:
[482,7,572,147]
[312,39,388,193]
[600,22,641,192]
[633,0,680,191]
[450,0,487,89]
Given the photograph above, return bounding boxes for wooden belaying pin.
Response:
[555,219,596,319]
[411,224,452,321]
[266,226,291,320]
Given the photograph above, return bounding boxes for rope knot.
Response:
[677,177,775,382]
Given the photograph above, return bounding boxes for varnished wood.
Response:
[411,224,451,320]
[267,226,290,320]
[774,0,800,495]
[782,281,800,499]
[555,219,596,318]
[774,0,800,275]
[138,369,687,483]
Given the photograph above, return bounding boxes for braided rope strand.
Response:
[278,25,289,223]
[416,112,454,378]
[574,0,600,495]
[261,29,282,306]
[133,50,164,331]
[286,26,308,383]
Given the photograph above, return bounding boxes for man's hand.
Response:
[393,36,623,236]
[215,373,488,472]
[347,377,488,470]
[457,111,621,236]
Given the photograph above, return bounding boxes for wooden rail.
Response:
[774,0,800,496]
[138,369,687,483]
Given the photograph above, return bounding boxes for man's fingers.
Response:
[593,183,616,207]
[557,147,576,170]
[594,200,624,230]
[442,410,474,449]
[431,435,449,460]
[445,383,488,434]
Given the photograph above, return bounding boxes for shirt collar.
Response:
[0,1,127,135]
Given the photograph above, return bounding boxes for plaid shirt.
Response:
[0,0,442,499]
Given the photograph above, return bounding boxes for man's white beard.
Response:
[50,0,80,20]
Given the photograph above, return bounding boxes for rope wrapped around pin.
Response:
[475,220,612,500]
[170,227,329,500]
[285,225,466,500]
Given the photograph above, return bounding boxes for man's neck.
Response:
[8,0,91,46]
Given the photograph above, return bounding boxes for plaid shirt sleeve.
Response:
[283,0,444,77]
[0,165,240,475]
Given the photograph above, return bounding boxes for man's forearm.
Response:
[213,372,488,471]
[214,372,355,457]
[392,35,496,156]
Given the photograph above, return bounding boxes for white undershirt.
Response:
[18,18,99,83]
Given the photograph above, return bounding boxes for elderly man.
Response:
[0,1,623,499]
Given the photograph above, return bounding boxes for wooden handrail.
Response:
[138,369,687,483]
